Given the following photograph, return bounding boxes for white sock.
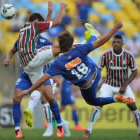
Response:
[15,126,20,131]
[87,106,101,133]
[43,103,53,129]
[28,90,41,113]
[132,109,140,127]
[61,117,68,125]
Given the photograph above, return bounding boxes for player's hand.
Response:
[48,1,53,12]
[114,21,123,30]
[60,2,67,10]
[3,59,10,67]
[119,85,126,94]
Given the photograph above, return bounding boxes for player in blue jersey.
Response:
[55,78,86,131]
[3,35,62,138]
[21,22,134,131]
[3,2,68,138]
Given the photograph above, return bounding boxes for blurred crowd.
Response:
[0,0,140,96]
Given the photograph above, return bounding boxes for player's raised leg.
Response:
[24,90,41,127]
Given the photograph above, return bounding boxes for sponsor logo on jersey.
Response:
[65,57,82,70]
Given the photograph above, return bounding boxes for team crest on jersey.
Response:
[65,57,82,70]
[109,60,114,67]
[68,56,72,59]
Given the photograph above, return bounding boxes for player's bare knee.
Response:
[127,102,137,111]
[47,97,55,105]
[13,96,21,103]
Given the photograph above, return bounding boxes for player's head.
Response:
[29,13,44,22]
[58,31,74,53]
[112,34,123,53]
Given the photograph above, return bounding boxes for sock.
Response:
[13,104,21,131]
[50,102,62,126]
[61,117,68,125]
[43,103,52,129]
[28,90,41,113]
[132,109,140,127]
[72,109,79,125]
[93,97,115,106]
[87,107,101,133]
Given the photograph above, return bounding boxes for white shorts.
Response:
[24,46,54,84]
[98,83,136,102]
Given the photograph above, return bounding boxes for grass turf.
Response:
[0,129,139,140]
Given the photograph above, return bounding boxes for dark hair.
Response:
[29,13,44,22]
[114,34,123,41]
[58,31,74,52]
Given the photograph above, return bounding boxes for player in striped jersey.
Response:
[83,34,140,138]
[3,2,67,138]
[17,2,66,138]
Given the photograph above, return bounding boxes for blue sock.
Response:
[13,104,21,128]
[87,36,97,43]
[93,97,115,106]
[72,109,79,125]
[50,102,62,125]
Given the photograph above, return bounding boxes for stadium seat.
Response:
[92,2,108,14]
[89,14,100,23]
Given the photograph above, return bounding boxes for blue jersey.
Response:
[47,43,99,86]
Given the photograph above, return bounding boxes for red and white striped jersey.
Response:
[17,21,52,67]
[99,48,137,87]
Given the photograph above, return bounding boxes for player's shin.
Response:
[50,102,62,125]
[28,90,41,113]
[43,103,53,137]
[131,109,140,134]
[13,103,21,131]
[43,103,53,129]
[50,102,64,137]
[87,106,101,134]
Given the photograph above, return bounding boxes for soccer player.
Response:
[57,78,86,131]
[3,2,67,138]
[16,2,66,138]
[3,36,55,138]
[82,34,140,138]
[20,22,134,128]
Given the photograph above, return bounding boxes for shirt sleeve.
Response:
[98,53,106,69]
[75,43,94,56]
[14,40,18,51]
[34,21,53,32]
[46,61,61,77]
[129,53,137,71]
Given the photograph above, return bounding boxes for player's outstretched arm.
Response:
[3,47,17,66]
[92,21,123,49]
[46,1,53,22]
[51,2,66,27]
[36,2,66,33]
[21,74,51,96]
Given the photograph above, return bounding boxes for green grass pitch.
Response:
[0,129,140,140]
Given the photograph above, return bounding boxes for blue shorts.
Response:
[80,67,101,105]
[15,68,51,90]
[61,80,75,106]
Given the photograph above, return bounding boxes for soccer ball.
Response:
[1,4,16,20]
